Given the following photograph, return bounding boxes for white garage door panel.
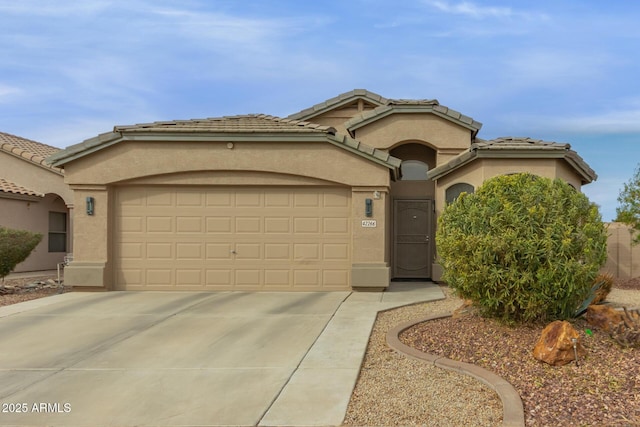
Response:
[114,187,351,291]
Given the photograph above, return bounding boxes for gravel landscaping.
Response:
[342,290,504,426]
[346,279,640,427]
[0,274,70,307]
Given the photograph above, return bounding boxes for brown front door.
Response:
[393,199,433,278]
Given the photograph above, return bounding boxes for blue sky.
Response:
[1,0,639,221]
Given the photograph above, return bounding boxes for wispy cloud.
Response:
[0,84,21,102]
[503,49,610,88]
[425,0,512,18]
[149,7,292,48]
[497,95,640,135]
[0,0,112,16]
[422,0,547,20]
[28,117,137,148]
[556,110,640,134]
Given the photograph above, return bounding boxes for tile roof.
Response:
[0,132,63,174]
[344,99,482,136]
[286,89,482,136]
[287,89,388,120]
[474,137,571,150]
[114,114,338,134]
[49,114,401,175]
[0,178,44,198]
[427,136,597,183]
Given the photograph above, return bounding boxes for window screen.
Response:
[400,160,429,181]
[49,211,67,252]
[445,183,474,204]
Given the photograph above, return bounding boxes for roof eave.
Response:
[327,134,401,180]
[48,131,123,167]
[427,147,597,184]
[427,149,477,181]
[287,89,388,121]
[48,129,400,179]
[0,191,44,202]
[564,153,597,184]
[346,105,482,136]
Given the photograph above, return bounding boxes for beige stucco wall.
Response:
[303,103,379,136]
[0,194,69,272]
[0,152,73,273]
[351,114,473,153]
[350,187,391,289]
[62,138,394,290]
[63,185,111,289]
[553,159,584,189]
[433,157,584,216]
[0,153,72,205]
[63,140,390,188]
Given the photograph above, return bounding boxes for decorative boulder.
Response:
[452,299,475,318]
[586,304,624,333]
[533,320,586,366]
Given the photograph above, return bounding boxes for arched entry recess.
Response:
[389,142,436,279]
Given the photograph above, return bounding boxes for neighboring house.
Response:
[48,89,596,292]
[0,132,73,272]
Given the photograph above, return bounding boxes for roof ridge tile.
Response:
[287,89,388,120]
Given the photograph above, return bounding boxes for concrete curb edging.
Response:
[386,313,526,427]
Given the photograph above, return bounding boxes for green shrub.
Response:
[436,173,607,323]
[0,226,43,280]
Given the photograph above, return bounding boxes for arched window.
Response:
[400,160,429,181]
[445,183,474,204]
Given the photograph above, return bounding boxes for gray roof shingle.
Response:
[287,89,388,120]
[115,114,338,134]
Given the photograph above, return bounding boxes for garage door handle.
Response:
[231,250,237,254]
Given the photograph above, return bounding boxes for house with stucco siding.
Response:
[48,89,596,291]
[0,132,73,272]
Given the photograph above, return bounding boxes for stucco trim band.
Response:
[386,314,525,427]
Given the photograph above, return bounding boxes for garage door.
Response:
[114,186,352,291]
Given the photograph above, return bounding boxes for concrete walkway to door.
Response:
[0,283,443,427]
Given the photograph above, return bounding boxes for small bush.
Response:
[436,173,608,323]
[0,226,43,280]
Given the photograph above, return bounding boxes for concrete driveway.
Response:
[0,285,443,426]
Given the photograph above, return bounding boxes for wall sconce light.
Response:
[86,197,95,215]
[365,198,373,217]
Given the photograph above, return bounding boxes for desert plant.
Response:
[616,163,640,244]
[610,307,640,348]
[575,273,615,316]
[0,226,43,280]
[436,173,608,323]
[591,272,614,305]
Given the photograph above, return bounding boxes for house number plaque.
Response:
[361,220,377,228]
